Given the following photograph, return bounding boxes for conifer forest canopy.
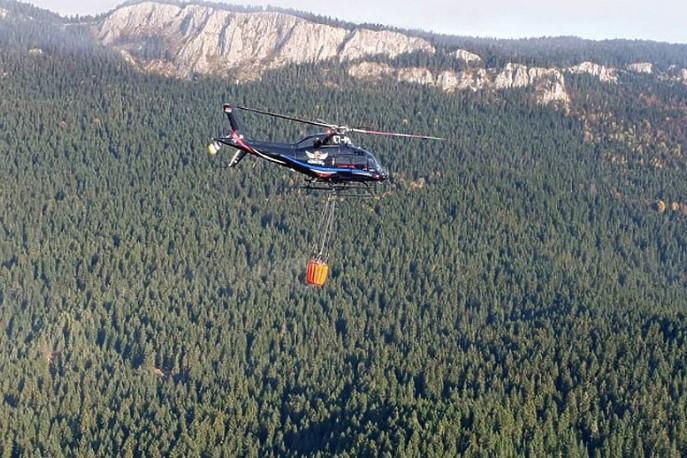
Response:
[1,6,687,456]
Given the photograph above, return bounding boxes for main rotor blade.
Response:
[235,105,334,129]
[348,127,445,141]
[232,105,444,140]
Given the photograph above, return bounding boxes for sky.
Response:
[28,0,687,44]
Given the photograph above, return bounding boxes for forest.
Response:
[1,5,687,456]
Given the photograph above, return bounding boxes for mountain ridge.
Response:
[2,0,687,106]
[83,1,687,107]
[3,1,687,455]
[95,1,435,81]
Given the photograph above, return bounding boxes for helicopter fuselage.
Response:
[215,132,389,183]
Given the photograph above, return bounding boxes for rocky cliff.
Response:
[93,1,687,106]
[96,1,434,80]
[348,62,570,105]
[347,58,687,106]
[454,49,481,64]
[566,61,618,83]
[626,62,653,74]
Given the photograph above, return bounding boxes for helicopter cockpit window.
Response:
[334,154,368,169]
[295,135,318,148]
[366,153,381,171]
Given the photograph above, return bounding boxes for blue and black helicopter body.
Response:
[209,104,442,190]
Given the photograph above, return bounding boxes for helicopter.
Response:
[207,104,443,286]
[208,104,443,191]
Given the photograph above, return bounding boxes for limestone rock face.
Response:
[349,61,569,106]
[528,68,569,105]
[661,65,687,84]
[96,1,434,79]
[339,29,435,61]
[453,69,491,91]
[494,63,530,89]
[347,63,435,86]
[435,71,460,92]
[566,61,618,83]
[626,62,653,74]
[454,49,482,64]
[396,67,435,85]
[95,1,675,110]
[347,62,394,80]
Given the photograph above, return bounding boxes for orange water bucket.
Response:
[305,259,329,287]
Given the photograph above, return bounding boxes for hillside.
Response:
[91,1,687,108]
[96,1,434,79]
[1,1,687,456]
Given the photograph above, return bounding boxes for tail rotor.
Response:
[208,104,250,167]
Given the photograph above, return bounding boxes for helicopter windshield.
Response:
[366,153,382,171]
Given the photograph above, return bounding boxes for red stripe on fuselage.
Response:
[232,132,255,153]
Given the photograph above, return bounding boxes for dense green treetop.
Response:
[0,12,687,457]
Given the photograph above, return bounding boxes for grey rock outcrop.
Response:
[494,63,530,89]
[93,1,680,110]
[451,69,491,92]
[396,67,435,85]
[347,62,438,87]
[347,61,570,106]
[347,62,395,80]
[528,68,569,105]
[454,49,482,64]
[339,29,434,61]
[566,61,618,83]
[626,62,653,74]
[663,65,687,84]
[96,1,434,80]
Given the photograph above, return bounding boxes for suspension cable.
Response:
[314,193,337,261]
[313,194,330,256]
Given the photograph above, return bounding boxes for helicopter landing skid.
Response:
[300,180,377,198]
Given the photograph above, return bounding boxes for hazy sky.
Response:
[29,0,687,44]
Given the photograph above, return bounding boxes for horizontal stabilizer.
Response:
[208,140,222,156]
